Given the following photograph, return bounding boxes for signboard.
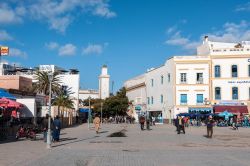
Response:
[218,101,242,106]
[228,80,250,84]
[0,46,9,56]
[39,65,54,72]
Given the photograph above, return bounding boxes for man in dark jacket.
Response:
[139,116,145,130]
[53,116,61,142]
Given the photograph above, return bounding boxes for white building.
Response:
[0,63,80,117]
[145,65,168,123]
[124,74,146,121]
[125,36,250,123]
[79,65,110,101]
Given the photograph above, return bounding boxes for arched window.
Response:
[160,94,163,103]
[215,87,221,100]
[214,65,220,77]
[161,75,164,84]
[232,87,238,100]
[232,65,238,77]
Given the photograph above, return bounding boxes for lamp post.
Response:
[47,72,53,149]
[101,102,103,124]
[88,96,91,130]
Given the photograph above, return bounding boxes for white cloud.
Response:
[0,3,24,24]
[59,43,76,56]
[165,20,250,52]
[9,48,27,58]
[0,1,116,33]
[45,42,59,50]
[235,2,250,12]
[93,2,116,18]
[28,0,116,33]
[82,44,105,55]
[0,30,13,41]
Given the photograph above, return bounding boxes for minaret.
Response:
[99,65,110,99]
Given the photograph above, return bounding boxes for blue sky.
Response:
[1,0,250,92]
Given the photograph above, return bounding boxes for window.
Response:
[249,87,250,99]
[196,94,203,104]
[215,87,221,100]
[248,65,250,77]
[151,79,154,87]
[232,65,238,77]
[180,94,187,104]
[215,65,220,77]
[147,97,150,105]
[168,73,170,82]
[151,96,154,104]
[180,73,187,84]
[196,73,203,84]
[161,95,163,103]
[232,87,238,100]
[161,75,164,84]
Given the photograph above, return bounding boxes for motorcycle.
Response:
[15,125,36,140]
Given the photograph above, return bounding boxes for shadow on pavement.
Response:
[52,136,100,148]
[98,131,108,134]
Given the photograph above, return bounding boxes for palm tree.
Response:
[53,88,74,127]
[33,71,62,96]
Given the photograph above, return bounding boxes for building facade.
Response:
[124,74,146,121]
[124,37,250,123]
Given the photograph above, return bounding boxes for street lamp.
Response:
[88,96,91,130]
[47,72,53,149]
[100,102,103,124]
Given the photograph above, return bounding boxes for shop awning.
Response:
[214,105,248,114]
[0,89,16,100]
[79,108,91,113]
[0,98,23,108]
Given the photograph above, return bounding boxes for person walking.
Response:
[42,114,49,142]
[177,116,185,134]
[206,115,214,138]
[139,115,145,130]
[93,114,101,134]
[53,115,61,142]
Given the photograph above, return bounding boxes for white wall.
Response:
[99,76,110,99]
[79,93,99,100]
[146,65,168,120]
[17,98,36,118]
[60,74,80,111]
[211,58,250,102]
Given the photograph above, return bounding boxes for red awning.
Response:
[214,105,248,114]
[0,98,23,108]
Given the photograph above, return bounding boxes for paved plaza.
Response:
[0,124,250,166]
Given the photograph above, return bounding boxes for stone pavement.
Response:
[1,124,250,166]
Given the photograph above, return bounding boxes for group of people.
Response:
[43,115,61,142]
[139,115,152,130]
[175,115,214,138]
